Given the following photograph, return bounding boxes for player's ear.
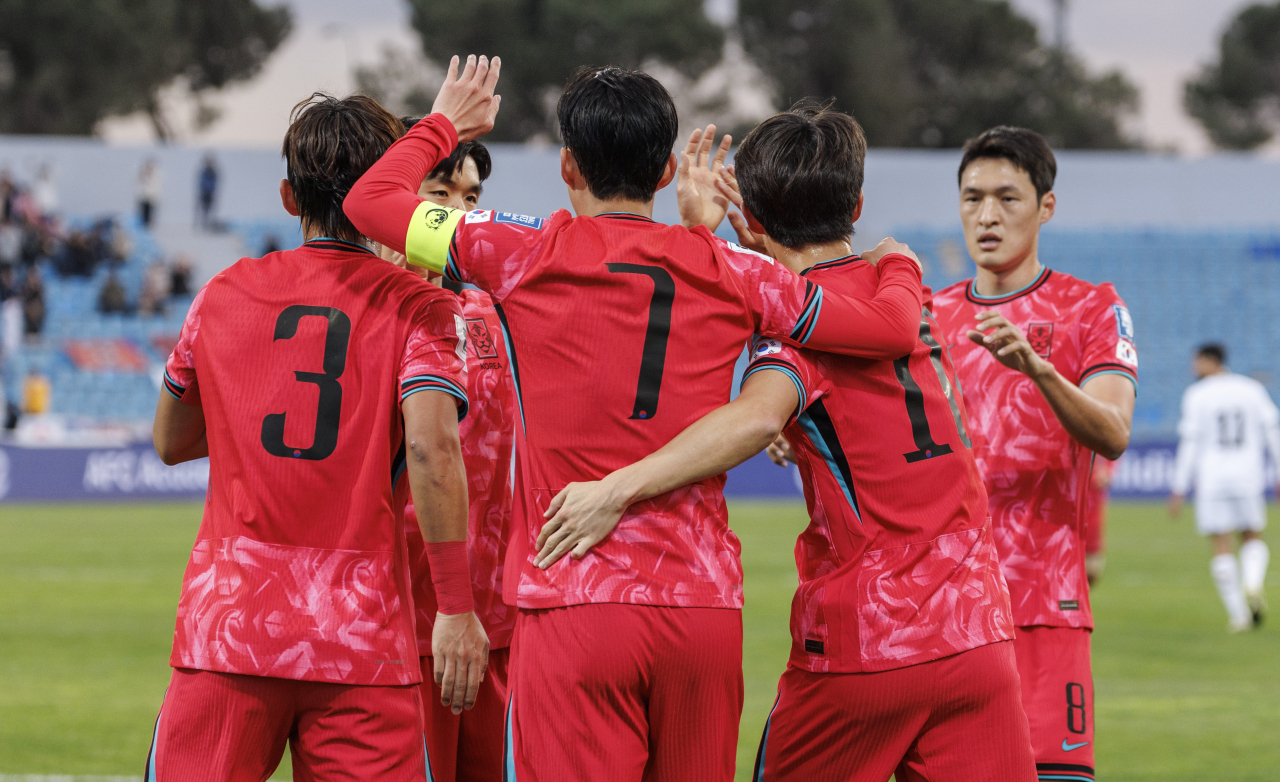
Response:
[279,179,300,217]
[654,153,678,192]
[852,190,865,224]
[743,205,766,236]
[560,148,581,189]
[1039,190,1056,225]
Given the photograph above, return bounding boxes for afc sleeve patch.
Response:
[493,212,545,230]
[728,241,774,262]
[1116,339,1138,367]
[1112,304,1135,342]
[453,314,468,361]
[464,209,493,224]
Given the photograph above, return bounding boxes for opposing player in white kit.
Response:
[1169,344,1280,631]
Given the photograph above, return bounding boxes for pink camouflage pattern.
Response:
[406,288,518,651]
[932,268,1138,629]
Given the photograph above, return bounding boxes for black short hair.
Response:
[735,100,867,249]
[958,126,1057,202]
[400,117,493,183]
[1198,343,1226,364]
[282,93,403,243]
[556,66,678,202]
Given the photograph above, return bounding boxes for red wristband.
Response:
[425,541,474,615]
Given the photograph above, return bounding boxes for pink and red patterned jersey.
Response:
[932,267,1138,629]
[163,238,468,685]
[342,114,924,612]
[406,288,518,651]
[744,255,1012,674]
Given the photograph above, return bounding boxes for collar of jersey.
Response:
[304,236,377,256]
[965,265,1051,305]
[801,254,861,276]
[595,212,656,223]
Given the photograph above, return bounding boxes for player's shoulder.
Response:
[800,255,875,283]
[705,233,775,266]
[932,278,972,307]
[458,287,496,317]
[1047,269,1127,308]
[463,208,564,233]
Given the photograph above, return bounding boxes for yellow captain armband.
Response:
[404,201,466,273]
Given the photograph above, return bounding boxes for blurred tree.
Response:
[1185,2,1280,151]
[737,0,1139,148]
[406,0,725,141]
[0,0,290,138]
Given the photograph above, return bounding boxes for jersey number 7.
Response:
[261,305,351,461]
[607,263,674,421]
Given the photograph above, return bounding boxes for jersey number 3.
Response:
[261,305,352,460]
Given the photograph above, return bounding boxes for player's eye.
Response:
[465,196,478,206]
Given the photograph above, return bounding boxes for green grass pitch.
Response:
[0,501,1276,780]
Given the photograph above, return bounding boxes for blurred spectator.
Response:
[138,260,171,317]
[197,155,219,230]
[59,230,96,277]
[170,255,193,296]
[0,219,19,265]
[0,265,20,359]
[22,369,51,415]
[0,170,14,222]
[22,265,44,340]
[97,271,129,314]
[32,163,57,216]
[137,157,162,228]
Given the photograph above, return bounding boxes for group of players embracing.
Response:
[146,52,1138,782]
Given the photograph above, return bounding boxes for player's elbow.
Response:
[153,432,181,466]
[1097,427,1130,462]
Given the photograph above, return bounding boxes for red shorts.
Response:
[752,640,1034,782]
[420,647,510,782]
[1013,626,1095,781]
[506,603,743,782]
[145,667,426,781]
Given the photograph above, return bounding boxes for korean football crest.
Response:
[467,318,499,359]
[1027,323,1054,357]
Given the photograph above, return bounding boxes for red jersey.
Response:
[932,268,1138,629]
[343,114,923,613]
[743,255,1013,674]
[406,288,518,651]
[162,238,468,686]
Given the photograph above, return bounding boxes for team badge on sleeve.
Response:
[466,318,498,359]
[1112,305,1135,342]
[465,209,493,224]
[1027,323,1054,358]
[494,212,545,230]
[1116,339,1138,367]
[753,337,783,357]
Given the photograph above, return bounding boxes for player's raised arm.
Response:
[344,54,501,260]
[533,363,803,569]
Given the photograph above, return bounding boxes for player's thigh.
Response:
[147,668,293,782]
[1239,495,1267,532]
[1197,497,1241,537]
[290,681,426,782]
[1012,627,1095,780]
[643,607,743,782]
[755,665,926,782]
[507,606,651,782]
[895,641,1036,782]
[420,656,463,782]
[454,647,510,782]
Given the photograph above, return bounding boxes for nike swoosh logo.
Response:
[1061,740,1090,752]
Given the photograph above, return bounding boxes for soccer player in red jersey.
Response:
[931,127,1137,782]
[388,133,516,782]
[346,60,925,782]
[537,103,1035,782]
[1084,458,1114,585]
[144,85,499,781]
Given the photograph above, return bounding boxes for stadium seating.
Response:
[895,227,1280,441]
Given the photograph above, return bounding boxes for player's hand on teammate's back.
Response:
[967,311,1051,378]
[432,610,489,715]
[862,237,922,271]
[766,434,795,466]
[714,164,770,255]
[677,125,732,232]
[534,480,630,569]
[430,54,502,142]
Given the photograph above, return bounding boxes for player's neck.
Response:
[569,191,655,220]
[766,238,855,276]
[972,254,1043,298]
